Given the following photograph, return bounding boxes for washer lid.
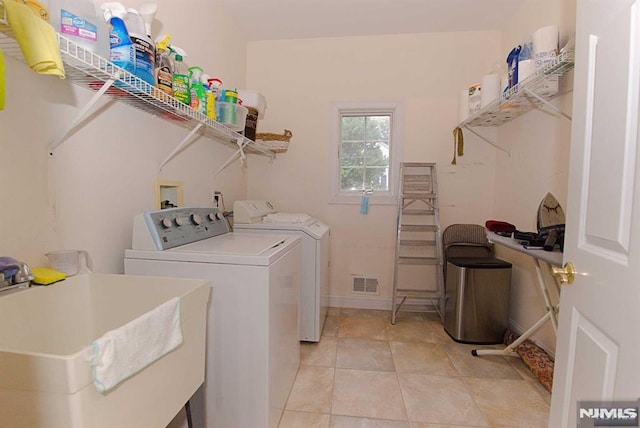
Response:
[125,233,300,266]
[173,233,290,255]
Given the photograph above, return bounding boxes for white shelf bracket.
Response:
[215,137,246,177]
[159,123,203,170]
[463,125,511,156]
[524,89,572,121]
[48,78,115,155]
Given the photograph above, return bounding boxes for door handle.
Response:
[551,262,576,285]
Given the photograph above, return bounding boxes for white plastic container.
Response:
[48,0,110,59]
[237,90,267,119]
[216,102,248,131]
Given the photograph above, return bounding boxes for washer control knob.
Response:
[174,216,186,226]
[161,218,173,228]
[191,213,203,225]
[208,213,217,221]
[216,212,225,221]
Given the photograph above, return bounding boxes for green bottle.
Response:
[189,66,207,115]
[172,54,190,104]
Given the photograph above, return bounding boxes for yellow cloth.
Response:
[452,127,464,165]
[0,48,5,110]
[5,0,65,78]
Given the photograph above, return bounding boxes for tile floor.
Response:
[279,308,551,428]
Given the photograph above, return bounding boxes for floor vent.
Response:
[352,277,379,294]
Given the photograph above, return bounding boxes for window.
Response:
[330,101,403,204]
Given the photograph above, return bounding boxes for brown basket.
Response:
[249,129,293,153]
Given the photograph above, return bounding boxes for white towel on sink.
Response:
[90,297,183,392]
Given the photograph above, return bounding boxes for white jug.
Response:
[45,250,92,276]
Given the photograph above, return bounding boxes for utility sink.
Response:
[0,273,210,428]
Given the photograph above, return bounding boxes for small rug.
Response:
[504,329,554,392]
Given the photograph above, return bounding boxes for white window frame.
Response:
[329,100,403,205]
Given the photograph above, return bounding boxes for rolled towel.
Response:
[5,0,65,78]
[91,297,183,392]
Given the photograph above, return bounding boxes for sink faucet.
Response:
[0,261,33,292]
[13,262,34,286]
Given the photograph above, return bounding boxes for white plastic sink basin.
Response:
[0,273,210,428]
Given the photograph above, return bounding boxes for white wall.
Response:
[246,32,501,308]
[493,0,577,354]
[0,0,248,272]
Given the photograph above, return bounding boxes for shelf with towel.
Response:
[456,49,575,155]
[0,1,275,168]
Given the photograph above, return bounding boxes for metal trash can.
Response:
[444,257,512,344]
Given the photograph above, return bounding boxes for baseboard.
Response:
[329,295,392,310]
[328,295,439,312]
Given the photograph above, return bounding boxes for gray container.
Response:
[444,257,512,344]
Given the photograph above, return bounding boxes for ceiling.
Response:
[216,0,528,41]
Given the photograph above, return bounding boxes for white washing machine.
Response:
[124,207,300,428]
[233,200,330,342]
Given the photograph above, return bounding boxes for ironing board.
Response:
[471,231,563,357]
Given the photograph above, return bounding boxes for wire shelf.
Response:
[460,49,575,128]
[0,7,274,159]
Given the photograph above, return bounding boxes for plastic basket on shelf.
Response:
[253,129,293,153]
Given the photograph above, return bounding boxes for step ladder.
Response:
[391,162,444,324]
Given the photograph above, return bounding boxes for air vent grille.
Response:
[352,277,379,294]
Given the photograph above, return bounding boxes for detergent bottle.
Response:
[154,34,173,96]
[49,0,110,58]
[125,8,155,87]
[172,53,190,104]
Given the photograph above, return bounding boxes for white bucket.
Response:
[46,250,91,276]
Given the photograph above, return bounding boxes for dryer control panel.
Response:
[132,207,231,250]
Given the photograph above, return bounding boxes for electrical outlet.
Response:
[213,191,223,207]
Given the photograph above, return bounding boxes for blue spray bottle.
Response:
[104,7,135,76]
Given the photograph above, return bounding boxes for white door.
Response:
[549,0,640,426]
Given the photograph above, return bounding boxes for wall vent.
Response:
[352,277,379,294]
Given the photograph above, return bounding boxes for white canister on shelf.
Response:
[468,84,482,115]
[517,59,535,83]
[480,74,500,108]
[533,25,560,95]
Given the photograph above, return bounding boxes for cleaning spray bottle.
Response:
[189,66,207,115]
[202,74,216,120]
[172,51,190,104]
[102,4,135,75]
[154,34,173,96]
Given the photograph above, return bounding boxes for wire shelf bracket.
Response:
[462,125,510,156]
[48,78,115,155]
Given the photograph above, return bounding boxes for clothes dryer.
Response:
[233,200,329,342]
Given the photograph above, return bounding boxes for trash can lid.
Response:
[447,257,512,269]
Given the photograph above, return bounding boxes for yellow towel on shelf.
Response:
[451,126,464,165]
[0,48,5,110]
[5,0,65,79]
